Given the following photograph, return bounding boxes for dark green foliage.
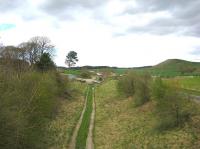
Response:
[36,53,55,71]
[65,51,78,68]
[152,78,195,131]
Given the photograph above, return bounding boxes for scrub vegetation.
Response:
[47,81,87,149]
[95,80,200,149]
[0,36,85,149]
[1,36,200,149]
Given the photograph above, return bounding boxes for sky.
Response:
[0,0,200,67]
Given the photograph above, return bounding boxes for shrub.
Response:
[117,71,152,106]
[134,73,152,106]
[152,78,195,131]
[117,71,137,97]
[35,53,55,72]
[0,70,68,149]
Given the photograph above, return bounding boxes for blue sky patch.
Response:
[0,23,16,31]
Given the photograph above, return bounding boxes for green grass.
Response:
[76,85,93,149]
[164,76,200,95]
[94,80,200,149]
[114,68,129,75]
[64,69,81,75]
[176,76,200,91]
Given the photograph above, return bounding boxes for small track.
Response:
[86,87,95,149]
[68,87,89,149]
[68,86,96,149]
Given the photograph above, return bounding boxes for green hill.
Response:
[155,59,200,70]
[135,59,200,77]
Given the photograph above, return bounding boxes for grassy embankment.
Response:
[94,80,200,149]
[0,70,68,149]
[0,66,88,149]
[76,85,94,149]
[47,81,87,149]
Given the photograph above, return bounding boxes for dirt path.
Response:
[68,87,89,149]
[86,87,96,149]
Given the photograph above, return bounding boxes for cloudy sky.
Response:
[0,0,200,67]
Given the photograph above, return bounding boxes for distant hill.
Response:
[154,59,200,70]
[136,59,200,77]
[58,59,200,77]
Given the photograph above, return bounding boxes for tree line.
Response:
[0,36,55,72]
[0,36,71,149]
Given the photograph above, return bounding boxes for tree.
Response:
[65,51,78,68]
[0,46,29,72]
[29,36,54,56]
[36,53,55,71]
[18,36,55,65]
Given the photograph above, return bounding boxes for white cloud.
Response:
[0,0,200,67]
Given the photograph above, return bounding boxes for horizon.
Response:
[1,0,200,67]
[57,58,200,69]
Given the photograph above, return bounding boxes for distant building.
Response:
[96,73,103,76]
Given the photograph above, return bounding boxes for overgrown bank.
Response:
[0,69,67,148]
[94,80,200,148]
[48,81,87,149]
[0,36,86,149]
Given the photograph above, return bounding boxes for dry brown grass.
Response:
[47,82,86,149]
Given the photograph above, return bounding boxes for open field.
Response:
[164,76,200,96]
[94,80,200,149]
[165,76,200,91]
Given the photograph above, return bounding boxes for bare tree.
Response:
[29,36,55,56]
[18,36,55,65]
[0,46,20,59]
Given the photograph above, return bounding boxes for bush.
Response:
[0,70,68,149]
[134,73,152,106]
[35,53,55,72]
[152,78,195,131]
[117,71,137,97]
[117,71,152,106]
